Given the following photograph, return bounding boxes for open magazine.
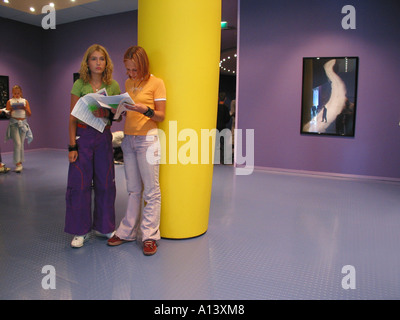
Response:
[10,102,25,110]
[71,88,133,132]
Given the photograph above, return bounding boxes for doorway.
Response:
[218,0,238,165]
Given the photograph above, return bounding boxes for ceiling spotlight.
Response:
[49,2,55,7]
[4,0,10,4]
[219,49,237,75]
[30,7,35,12]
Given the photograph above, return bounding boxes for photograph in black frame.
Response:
[73,72,80,83]
[0,75,10,120]
[301,57,359,137]
[0,75,9,109]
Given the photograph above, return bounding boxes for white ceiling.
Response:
[0,0,237,74]
[0,0,138,26]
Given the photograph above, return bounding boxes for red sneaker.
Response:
[107,234,129,246]
[143,240,157,256]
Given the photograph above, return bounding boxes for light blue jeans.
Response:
[9,122,27,165]
[116,134,161,242]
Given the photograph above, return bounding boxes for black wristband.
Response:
[68,144,78,152]
[143,106,155,118]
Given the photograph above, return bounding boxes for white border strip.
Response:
[252,165,400,184]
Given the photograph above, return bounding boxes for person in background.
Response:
[0,108,10,173]
[65,44,121,248]
[216,92,231,164]
[107,46,166,256]
[0,148,10,174]
[5,85,32,173]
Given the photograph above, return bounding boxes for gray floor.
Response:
[0,149,400,300]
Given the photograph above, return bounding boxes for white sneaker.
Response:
[0,164,10,174]
[14,164,23,173]
[94,230,115,239]
[71,234,89,248]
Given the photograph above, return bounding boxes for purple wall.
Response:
[0,19,44,152]
[238,0,400,179]
[42,11,138,149]
[0,11,137,153]
[2,2,400,179]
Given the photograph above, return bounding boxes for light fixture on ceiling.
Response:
[0,0,100,16]
[220,49,237,75]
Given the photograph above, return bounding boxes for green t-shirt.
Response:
[71,78,121,97]
[71,79,121,125]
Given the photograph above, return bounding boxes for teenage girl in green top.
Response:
[65,44,121,248]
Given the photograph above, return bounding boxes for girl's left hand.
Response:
[124,102,147,113]
[92,107,109,118]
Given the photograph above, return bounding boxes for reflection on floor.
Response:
[1,150,400,300]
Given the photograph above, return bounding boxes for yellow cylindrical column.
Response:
[138,0,221,238]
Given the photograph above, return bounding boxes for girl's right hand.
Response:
[68,151,78,163]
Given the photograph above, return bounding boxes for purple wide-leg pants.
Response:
[65,126,116,236]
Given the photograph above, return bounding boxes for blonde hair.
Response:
[12,85,23,96]
[79,44,114,84]
[123,46,150,81]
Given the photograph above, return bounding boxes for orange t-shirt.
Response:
[124,74,166,136]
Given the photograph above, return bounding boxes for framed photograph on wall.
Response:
[73,72,80,83]
[301,57,359,137]
[0,75,9,109]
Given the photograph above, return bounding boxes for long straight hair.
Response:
[123,46,150,81]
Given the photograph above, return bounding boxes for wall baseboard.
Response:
[251,165,400,184]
